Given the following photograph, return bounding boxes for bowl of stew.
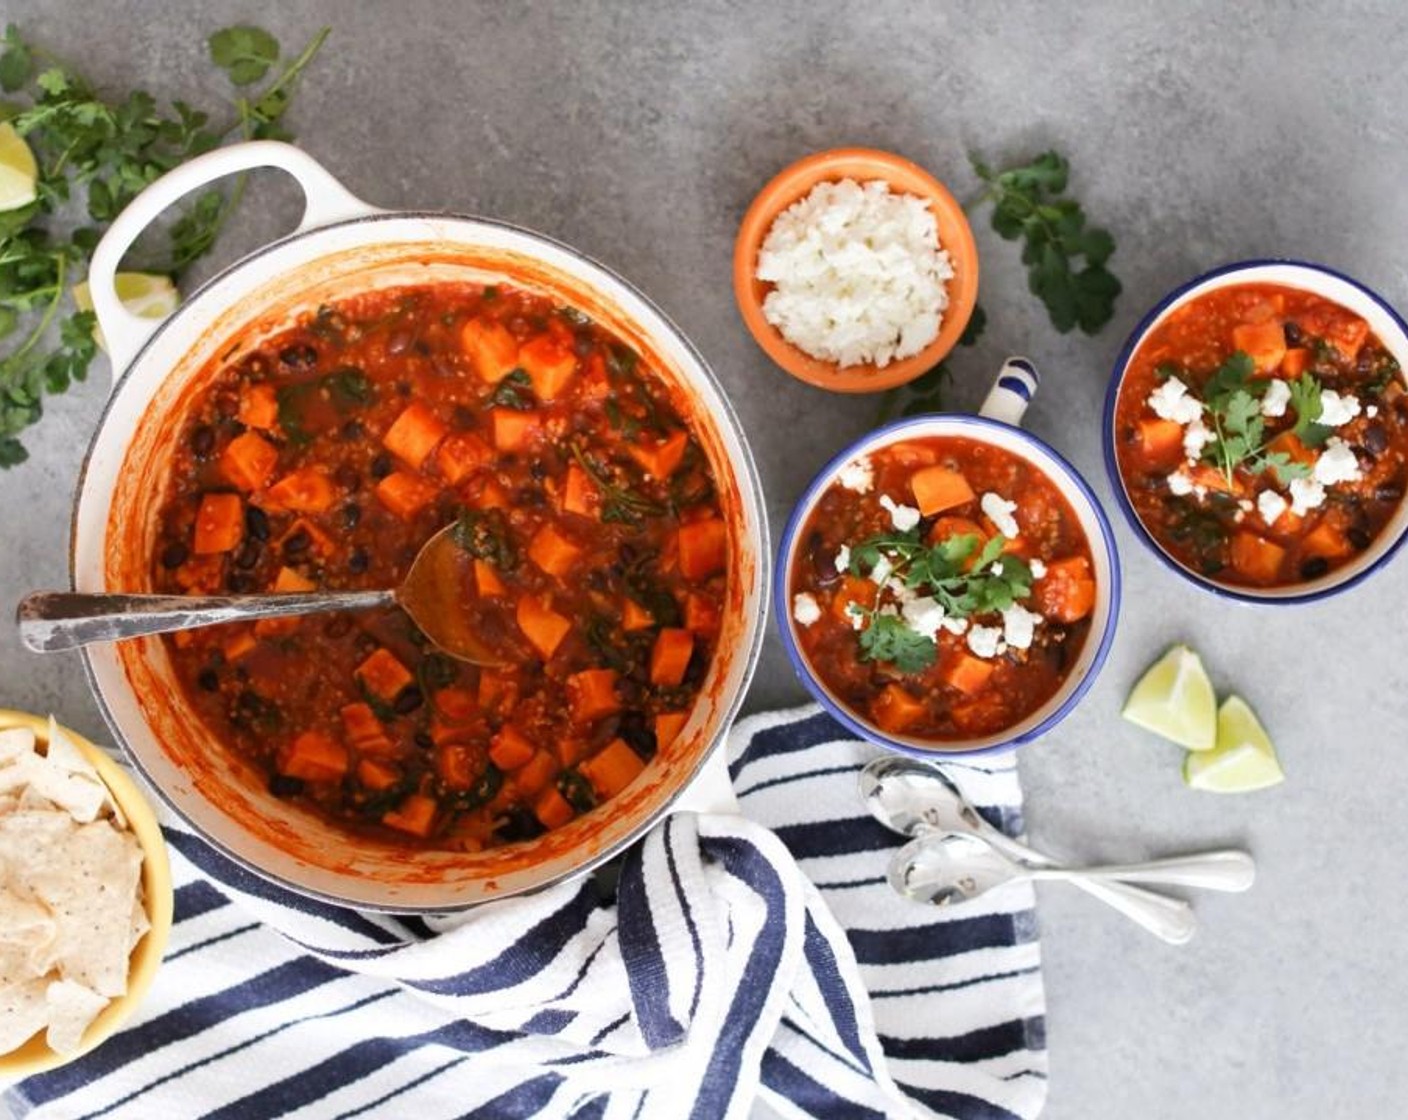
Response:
[777,361,1120,757]
[69,141,770,910]
[1105,260,1408,601]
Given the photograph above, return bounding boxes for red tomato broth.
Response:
[788,436,1097,743]
[148,281,728,850]
[1114,283,1407,588]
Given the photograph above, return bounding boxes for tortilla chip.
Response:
[0,886,55,949]
[0,727,36,766]
[128,889,151,951]
[44,979,108,1055]
[0,979,49,1053]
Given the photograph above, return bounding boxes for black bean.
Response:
[197,668,220,692]
[1300,556,1330,579]
[245,505,270,541]
[234,540,262,569]
[214,391,240,418]
[190,424,215,457]
[340,419,364,442]
[393,687,424,714]
[355,632,378,655]
[280,344,318,368]
[1283,321,1304,347]
[269,774,305,798]
[529,460,547,482]
[451,405,476,430]
[283,528,311,557]
[370,453,392,480]
[1375,485,1404,504]
[396,380,412,397]
[617,712,657,759]
[414,731,435,751]
[413,340,431,356]
[228,572,256,593]
[1348,527,1372,551]
[1364,423,1389,457]
[160,541,189,569]
[493,805,545,842]
[387,330,412,355]
[348,548,369,574]
[573,333,595,358]
[341,503,362,529]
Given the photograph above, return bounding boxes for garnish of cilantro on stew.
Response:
[789,437,1097,740]
[1114,284,1406,587]
[150,282,728,849]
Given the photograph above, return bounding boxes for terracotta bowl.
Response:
[732,147,979,393]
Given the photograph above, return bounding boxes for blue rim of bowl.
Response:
[774,413,1122,760]
[1101,257,1408,606]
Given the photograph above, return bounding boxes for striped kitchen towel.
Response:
[8,705,1046,1120]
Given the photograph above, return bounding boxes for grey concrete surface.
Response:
[2,2,1407,1116]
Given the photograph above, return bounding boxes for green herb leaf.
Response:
[0,25,33,92]
[451,508,517,570]
[489,368,535,410]
[208,26,280,85]
[857,612,937,673]
[1288,373,1333,448]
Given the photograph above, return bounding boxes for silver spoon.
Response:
[890,831,1256,907]
[17,521,506,666]
[859,755,1199,944]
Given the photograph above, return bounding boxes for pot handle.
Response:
[88,141,380,373]
[977,357,1040,426]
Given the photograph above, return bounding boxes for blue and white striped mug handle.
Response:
[978,357,1040,427]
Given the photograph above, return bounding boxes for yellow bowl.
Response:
[0,709,173,1078]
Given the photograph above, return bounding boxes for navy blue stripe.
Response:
[75,990,397,1120]
[871,963,1042,999]
[881,1016,1045,1064]
[728,710,841,779]
[616,838,683,1047]
[773,816,899,859]
[799,912,870,1073]
[904,1084,1026,1120]
[760,1049,886,1120]
[165,922,260,962]
[589,1011,630,1047]
[205,1019,521,1119]
[663,820,705,1019]
[847,909,1037,965]
[165,830,401,946]
[812,875,887,890]
[521,1009,576,1034]
[458,1075,562,1119]
[552,931,611,1002]
[570,1095,608,1119]
[173,879,232,922]
[22,956,347,1104]
[734,761,860,799]
[334,1056,467,1119]
[779,1017,871,1083]
[404,893,597,997]
[1001,1068,1049,1081]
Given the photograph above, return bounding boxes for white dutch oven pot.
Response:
[73,142,768,910]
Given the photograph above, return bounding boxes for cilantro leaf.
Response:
[857,613,937,673]
[1288,373,1333,448]
[0,25,32,92]
[208,26,280,85]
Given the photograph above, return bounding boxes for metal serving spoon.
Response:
[859,755,1200,944]
[17,522,505,666]
[889,831,1256,906]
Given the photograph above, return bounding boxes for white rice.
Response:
[756,178,954,369]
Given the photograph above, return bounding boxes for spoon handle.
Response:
[1036,850,1256,893]
[17,590,396,652]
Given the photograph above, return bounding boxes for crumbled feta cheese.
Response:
[1238,499,1253,511]
[1183,416,1213,462]
[843,602,866,630]
[1261,378,1291,418]
[838,456,874,493]
[901,596,946,640]
[834,544,851,574]
[1029,558,1047,579]
[879,494,921,532]
[792,592,821,627]
[1289,477,1326,517]
[1318,390,1362,427]
[1367,404,1379,419]
[1257,489,1288,525]
[1000,603,1043,651]
[869,554,894,586]
[966,624,1005,659]
[1167,470,1195,496]
[980,492,1020,538]
[941,616,970,636]
[1147,377,1203,424]
[1313,437,1363,486]
[887,578,916,605]
[990,561,1004,577]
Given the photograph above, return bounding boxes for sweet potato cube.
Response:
[1266,431,1315,466]
[193,493,244,554]
[221,431,279,491]
[491,408,542,452]
[436,432,492,485]
[1328,316,1369,361]
[684,593,721,636]
[1033,555,1097,623]
[629,431,689,480]
[279,731,348,783]
[831,576,873,624]
[534,786,576,830]
[340,702,394,756]
[382,793,438,838]
[870,684,928,733]
[1231,320,1286,375]
[909,465,975,516]
[461,318,519,382]
[265,468,336,514]
[1230,532,1286,584]
[650,628,694,686]
[357,758,401,792]
[655,711,688,747]
[568,669,621,723]
[375,471,439,519]
[1280,348,1309,378]
[941,652,995,697]
[355,648,413,703]
[430,688,480,747]
[490,726,537,771]
[238,383,279,431]
[252,616,300,640]
[1302,520,1352,561]
[677,519,727,580]
[276,518,335,560]
[580,739,645,799]
[222,629,257,662]
[272,566,316,593]
[518,335,577,400]
[622,599,654,631]
[435,744,481,790]
[528,524,581,578]
[1135,418,1185,469]
[513,749,557,798]
[516,597,572,660]
[562,464,599,517]
[475,559,507,597]
[383,402,449,470]
[477,671,519,716]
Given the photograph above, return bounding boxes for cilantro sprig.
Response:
[857,613,936,673]
[0,23,330,467]
[1196,351,1316,486]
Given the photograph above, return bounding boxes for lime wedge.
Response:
[0,121,38,211]
[1121,644,1217,751]
[73,272,179,353]
[1183,696,1285,793]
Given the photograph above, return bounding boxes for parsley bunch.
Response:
[1193,351,1324,487]
[0,23,330,467]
